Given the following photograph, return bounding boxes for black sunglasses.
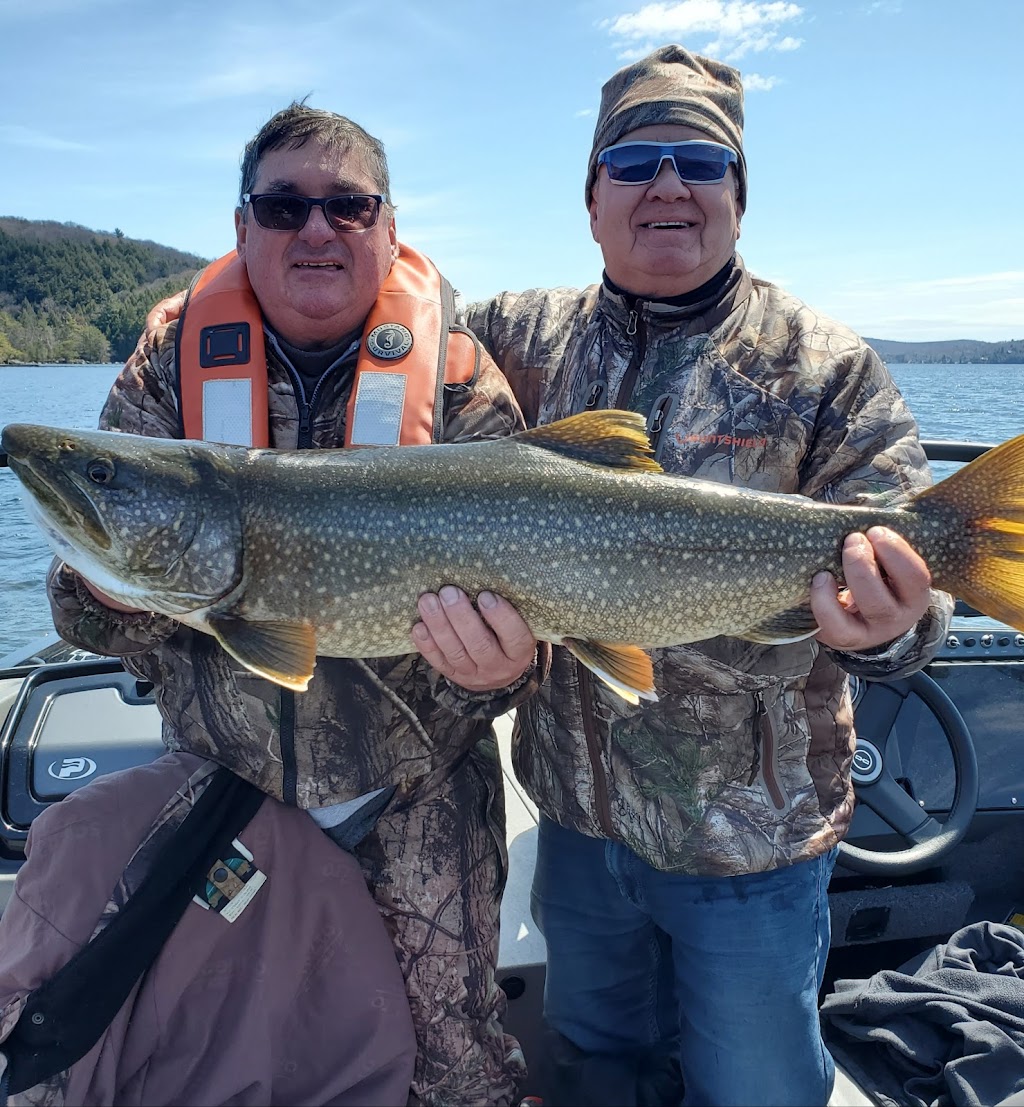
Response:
[242,192,385,232]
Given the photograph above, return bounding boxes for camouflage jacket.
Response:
[467,257,953,876]
[48,321,539,811]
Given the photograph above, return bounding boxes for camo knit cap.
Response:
[586,44,747,212]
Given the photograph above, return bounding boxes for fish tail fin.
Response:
[914,433,1024,629]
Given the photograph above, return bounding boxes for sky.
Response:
[1,0,1022,343]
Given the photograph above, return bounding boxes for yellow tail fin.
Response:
[914,433,1024,630]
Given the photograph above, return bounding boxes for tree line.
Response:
[0,219,206,365]
[864,336,1024,365]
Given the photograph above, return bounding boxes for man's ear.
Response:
[387,209,398,258]
[235,206,247,256]
[588,194,600,244]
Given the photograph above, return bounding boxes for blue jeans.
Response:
[531,816,837,1107]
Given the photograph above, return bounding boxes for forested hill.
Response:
[865,336,1024,364]
[0,217,207,365]
[3,217,1022,368]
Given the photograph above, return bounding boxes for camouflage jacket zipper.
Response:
[281,362,328,806]
[575,305,646,839]
[576,663,616,838]
[750,690,789,813]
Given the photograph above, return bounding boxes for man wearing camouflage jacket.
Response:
[47,104,539,1107]
[464,45,953,1107]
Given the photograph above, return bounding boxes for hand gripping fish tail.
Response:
[3,411,1024,705]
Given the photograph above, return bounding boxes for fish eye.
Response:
[86,458,116,484]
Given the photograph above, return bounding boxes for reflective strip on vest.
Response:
[202,378,255,447]
[348,372,408,447]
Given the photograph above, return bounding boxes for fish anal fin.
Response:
[207,614,316,691]
[736,605,820,645]
[562,637,658,705]
[518,411,662,473]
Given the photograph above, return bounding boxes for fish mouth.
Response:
[8,454,111,551]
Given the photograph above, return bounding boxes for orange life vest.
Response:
[175,243,480,448]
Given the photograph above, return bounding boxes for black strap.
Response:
[2,767,264,1096]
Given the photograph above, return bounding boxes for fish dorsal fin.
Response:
[518,411,663,472]
[207,614,317,691]
[562,637,659,705]
[735,604,820,645]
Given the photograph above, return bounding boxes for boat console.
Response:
[0,660,162,846]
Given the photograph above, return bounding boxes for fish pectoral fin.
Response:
[207,614,317,691]
[517,411,663,472]
[736,605,820,645]
[562,638,659,705]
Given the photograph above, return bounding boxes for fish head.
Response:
[2,424,245,615]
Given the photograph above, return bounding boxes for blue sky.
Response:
[1,0,1021,342]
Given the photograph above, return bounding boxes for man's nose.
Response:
[646,158,692,200]
[298,202,338,245]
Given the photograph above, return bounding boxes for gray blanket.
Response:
[820,922,1024,1107]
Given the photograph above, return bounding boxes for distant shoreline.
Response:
[6,358,1024,369]
[1,361,121,368]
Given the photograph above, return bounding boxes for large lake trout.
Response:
[4,411,1024,702]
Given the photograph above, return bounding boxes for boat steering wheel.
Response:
[838,670,979,876]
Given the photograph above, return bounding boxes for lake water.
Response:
[1,361,1023,659]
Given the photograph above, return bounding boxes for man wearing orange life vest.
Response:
[45,102,541,1107]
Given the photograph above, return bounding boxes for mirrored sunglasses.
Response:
[597,141,737,186]
[242,192,385,232]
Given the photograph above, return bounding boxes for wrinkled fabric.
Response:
[0,754,417,1106]
[532,816,837,1106]
[820,922,1024,1107]
[467,256,952,877]
[46,317,534,1105]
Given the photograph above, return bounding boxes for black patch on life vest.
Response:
[200,322,251,367]
[366,322,413,361]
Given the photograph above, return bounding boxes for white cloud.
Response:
[603,1,804,62]
[742,72,779,91]
[0,124,93,152]
[819,271,1024,342]
[387,190,463,219]
[904,271,1024,293]
[0,0,126,19]
[157,15,369,105]
[186,63,316,102]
